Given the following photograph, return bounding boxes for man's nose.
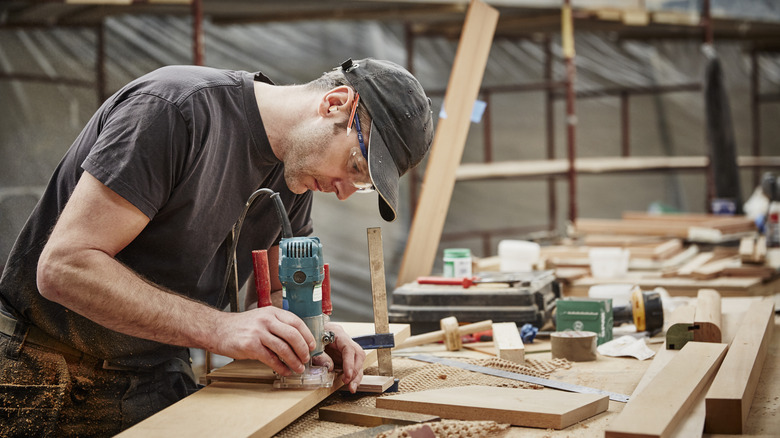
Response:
[334,181,358,200]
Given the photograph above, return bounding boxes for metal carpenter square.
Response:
[409,354,630,403]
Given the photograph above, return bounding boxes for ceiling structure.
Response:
[2,0,780,48]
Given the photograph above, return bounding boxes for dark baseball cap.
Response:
[339,58,434,222]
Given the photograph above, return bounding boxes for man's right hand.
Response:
[215,307,316,376]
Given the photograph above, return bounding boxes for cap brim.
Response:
[367,119,399,222]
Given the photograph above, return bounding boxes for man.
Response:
[0,58,434,436]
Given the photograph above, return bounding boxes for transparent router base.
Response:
[273,365,334,389]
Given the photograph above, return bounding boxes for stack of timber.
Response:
[572,212,757,243]
[541,212,779,297]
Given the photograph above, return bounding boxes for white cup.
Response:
[498,240,540,272]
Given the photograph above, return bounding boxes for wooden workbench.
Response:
[119,299,779,437]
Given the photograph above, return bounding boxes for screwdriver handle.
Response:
[416,276,476,288]
[252,249,273,308]
[322,263,332,315]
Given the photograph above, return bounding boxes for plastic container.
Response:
[588,283,635,308]
[497,240,540,272]
[588,247,630,278]
[443,248,472,278]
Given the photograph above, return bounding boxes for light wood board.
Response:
[492,322,524,363]
[396,0,499,286]
[318,403,440,427]
[605,342,728,438]
[117,322,410,438]
[376,385,608,430]
[705,298,775,434]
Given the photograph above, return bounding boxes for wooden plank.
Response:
[118,323,410,437]
[366,227,393,376]
[693,289,722,343]
[376,386,608,430]
[396,0,499,286]
[675,252,714,277]
[605,342,728,438]
[705,298,775,434]
[206,323,411,384]
[491,322,524,364]
[318,403,440,427]
[351,375,395,393]
[691,256,740,280]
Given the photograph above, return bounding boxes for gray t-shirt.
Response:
[0,65,313,367]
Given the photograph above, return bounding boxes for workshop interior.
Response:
[1,0,779,437]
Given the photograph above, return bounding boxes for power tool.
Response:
[247,189,336,389]
[613,286,664,335]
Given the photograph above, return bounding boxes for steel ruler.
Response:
[409,354,630,403]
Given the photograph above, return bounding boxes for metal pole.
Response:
[621,91,630,156]
[405,24,419,219]
[563,0,577,223]
[751,50,761,188]
[192,0,204,66]
[544,34,557,231]
[95,23,106,104]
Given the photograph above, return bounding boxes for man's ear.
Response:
[319,86,354,117]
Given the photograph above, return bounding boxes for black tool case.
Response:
[389,270,559,335]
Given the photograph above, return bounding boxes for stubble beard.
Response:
[282,121,332,194]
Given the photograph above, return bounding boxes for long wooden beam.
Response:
[396,0,499,286]
[705,298,775,434]
[116,322,410,437]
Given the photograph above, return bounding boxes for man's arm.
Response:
[36,172,315,376]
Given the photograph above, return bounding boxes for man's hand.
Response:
[312,322,366,393]
[215,307,316,377]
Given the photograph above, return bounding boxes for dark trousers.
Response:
[0,321,199,437]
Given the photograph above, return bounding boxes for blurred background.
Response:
[1,0,779,325]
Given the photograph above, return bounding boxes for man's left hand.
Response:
[312,322,366,393]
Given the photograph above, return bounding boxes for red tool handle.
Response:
[252,249,273,308]
[322,263,332,315]
[416,276,476,288]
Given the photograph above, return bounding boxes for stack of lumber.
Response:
[572,212,756,243]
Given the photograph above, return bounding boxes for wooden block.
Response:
[491,322,524,364]
[705,298,775,434]
[351,375,395,393]
[318,403,440,427]
[605,342,728,438]
[119,323,410,437]
[739,236,756,262]
[440,316,462,351]
[396,0,499,286]
[376,386,608,430]
[666,305,696,350]
[693,289,722,343]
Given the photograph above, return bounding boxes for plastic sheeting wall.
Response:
[1,15,780,322]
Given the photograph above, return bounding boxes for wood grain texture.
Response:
[351,375,395,393]
[367,227,393,376]
[492,322,524,363]
[705,298,775,434]
[318,403,440,427]
[693,289,722,343]
[396,0,499,286]
[376,386,608,429]
[605,342,728,438]
[117,323,410,438]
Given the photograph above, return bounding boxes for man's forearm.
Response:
[37,245,223,352]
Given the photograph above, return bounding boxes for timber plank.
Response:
[118,323,410,437]
[705,298,775,434]
[396,0,499,286]
[605,342,728,438]
[376,386,608,430]
[318,403,440,427]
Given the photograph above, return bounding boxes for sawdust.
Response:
[376,420,510,438]
[275,356,572,437]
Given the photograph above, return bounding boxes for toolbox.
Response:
[555,297,614,345]
[389,270,559,334]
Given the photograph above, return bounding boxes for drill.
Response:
[248,190,335,389]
